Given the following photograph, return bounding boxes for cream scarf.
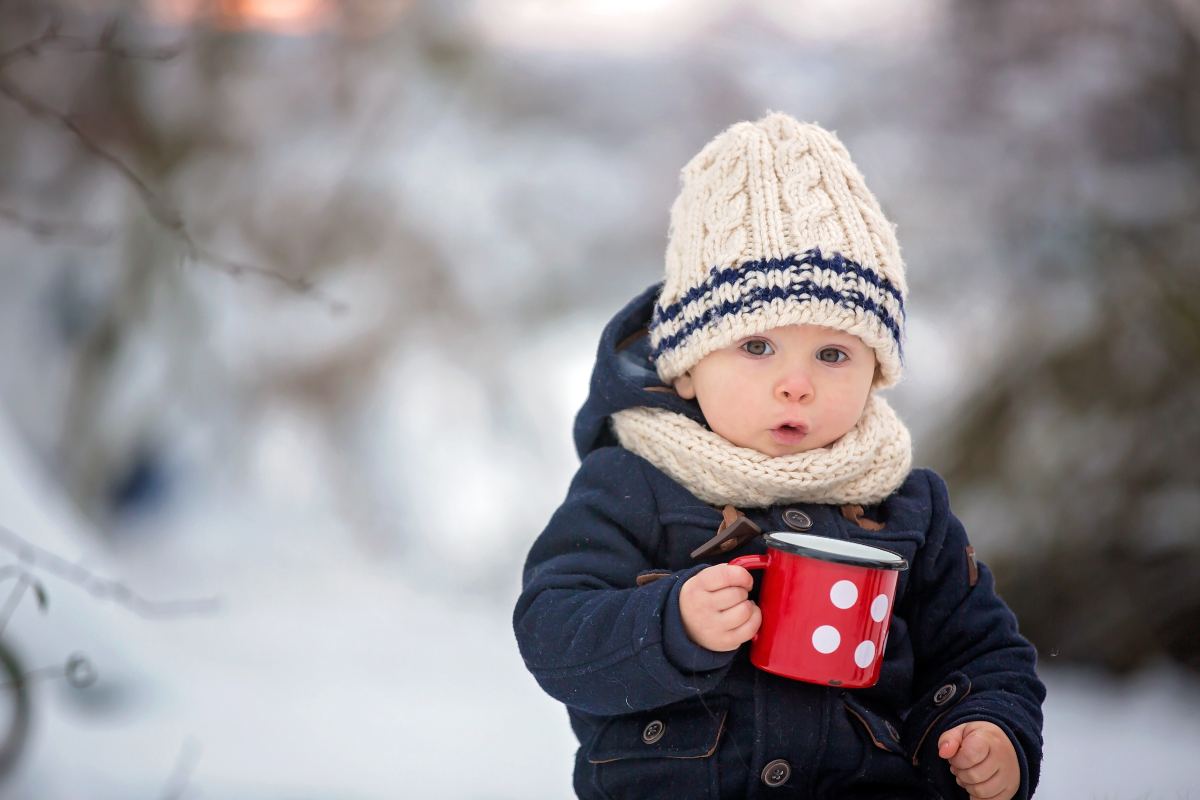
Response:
[610,393,912,508]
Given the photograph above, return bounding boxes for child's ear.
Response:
[673,373,696,400]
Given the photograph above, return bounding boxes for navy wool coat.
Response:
[513,285,1045,799]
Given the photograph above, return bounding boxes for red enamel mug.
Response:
[730,532,908,688]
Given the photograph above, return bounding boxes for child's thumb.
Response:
[938,725,964,760]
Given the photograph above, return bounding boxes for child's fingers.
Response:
[956,766,1007,799]
[714,563,754,590]
[948,728,990,770]
[953,760,999,789]
[726,601,762,640]
[729,564,755,589]
[690,563,754,594]
[937,725,965,761]
[716,599,756,628]
[707,585,750,612]
[692,564,732,591]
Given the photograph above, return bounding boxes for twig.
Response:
[186,240,350,315]
[0,525,222,619]
[160,736,203,800]
[0,73,185,234]
[0,572,35,636]
[0,651,97,690]
[0,15,181,69]
[0,10,63,69]
[0,205,113,245]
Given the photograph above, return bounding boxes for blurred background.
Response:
[0,0,1198,797]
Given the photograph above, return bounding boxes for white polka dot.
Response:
[854,640,877,668]
[829,580,858,609]
[812,625,841,654]
[870,594,890,622]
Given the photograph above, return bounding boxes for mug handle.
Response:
[729,554,768,571]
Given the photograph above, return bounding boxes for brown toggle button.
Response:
[635,570,672,587]
[933,683,957,706]
[761,758,791,787]
[690,506,762,559]
[965,545,979,587]
[641,720,665,744]
[782,508,813,531]
[841,503,884,531]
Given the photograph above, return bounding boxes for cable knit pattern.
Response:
[610,393,912,508]
[652,111,908,388]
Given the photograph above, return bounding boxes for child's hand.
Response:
[938,721,1020,800]
[679,564,761,652]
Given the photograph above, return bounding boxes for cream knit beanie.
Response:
[649,111,908,389]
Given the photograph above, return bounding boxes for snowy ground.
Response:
[3,552,1200,798]
[2,411,1199,799]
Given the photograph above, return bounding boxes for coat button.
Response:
[782,508,812,531]
[641,720,665,744]
[761,758,791,787]
[933,683,957,706]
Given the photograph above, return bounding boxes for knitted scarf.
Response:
[609,393,912,508]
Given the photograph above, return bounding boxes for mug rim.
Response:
[762,531,909,571]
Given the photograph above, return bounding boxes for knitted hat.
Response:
[649,111,908,389]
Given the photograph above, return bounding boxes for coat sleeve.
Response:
[901,469,1046,800]
[512,447,736,716]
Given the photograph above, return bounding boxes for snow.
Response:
[0,401,574,798]
[1037,663,1200,798]
[2,403,1199,798]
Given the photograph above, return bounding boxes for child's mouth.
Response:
[770,424,810,445]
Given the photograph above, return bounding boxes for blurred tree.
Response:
[0,1,451,531]
[934,0,1200,674]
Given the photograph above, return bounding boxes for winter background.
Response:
[1,0,1199,797]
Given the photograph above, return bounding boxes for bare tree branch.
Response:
[0,15,347,314]
[0,525,222,619]
[0,11,181,69]
[0,73,183,231]
[185,240,350,315]
[0,651,97,690]
[159,736,203,800]
[0,204,112,244]
[0,570,39,635]
[0,9,63,69]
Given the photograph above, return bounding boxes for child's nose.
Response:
[775,367,815,402]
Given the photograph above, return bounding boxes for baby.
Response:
[514,112,1045,799]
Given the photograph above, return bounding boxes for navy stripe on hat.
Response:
[649,248,905,362]
[654,248,904,329]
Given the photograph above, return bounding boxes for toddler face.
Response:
[672,324,876,457]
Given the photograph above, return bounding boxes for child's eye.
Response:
[741,339,774,356]
[817,347,848,363]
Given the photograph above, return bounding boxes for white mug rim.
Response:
[763,531,908,571]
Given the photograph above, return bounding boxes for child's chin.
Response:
[766,436,833,457]
[758,440,812,458]
[726,432,815,457]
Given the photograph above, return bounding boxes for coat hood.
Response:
[573,283,708,460]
